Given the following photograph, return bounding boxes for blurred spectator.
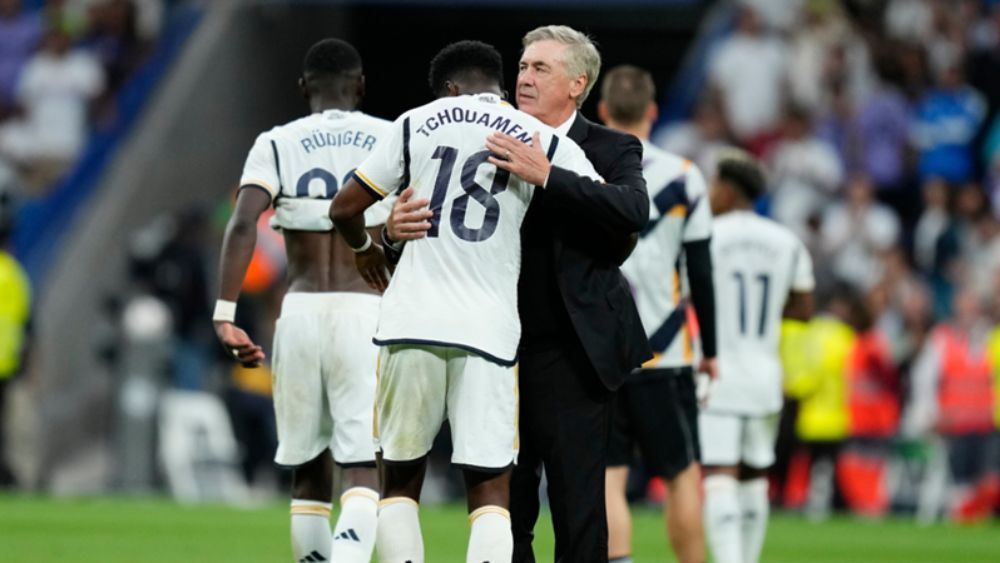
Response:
[740,0,803,32]
[910,53,987,185]
[789,2,872,118]
[768,105,844,240]
[884,0,934,43]
[707,4,787,143]
[0,195,31,487]
[962,207,1000,303]
[654,97,731,176]
[967,3,1000,110]
[820,175,901,290]
[815,79,855,178]
[0,0,43,115]
[782,287,855,519]
[42,0,88,38]
[905,288,997,520]
[913,177,952,273]
[854,54,914,217]
[150,209,214,391]
[840,288,899,518]
[81,0,149,97]
[979,111,1000,215]
[0,27,104,191]
[878,248,934,370]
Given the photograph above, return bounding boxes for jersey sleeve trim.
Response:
[237,183,275,200]
[353,169,389,200]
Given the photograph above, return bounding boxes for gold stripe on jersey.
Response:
[667,204,687,218]
[513,365,520,451]
[354,169,389,197]
[642,352,662,369]
[682,324,693,363]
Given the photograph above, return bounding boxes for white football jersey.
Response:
[353,93,600,365]
[621,142,712,368]
[240,109,391,231]
[707,210,815,415]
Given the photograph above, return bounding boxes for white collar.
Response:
[555,110,578,137]
[473,93,503,105]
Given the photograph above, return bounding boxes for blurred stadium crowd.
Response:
[652,0,1000,524]
[0,0,165,194]
[2,0,1000,527]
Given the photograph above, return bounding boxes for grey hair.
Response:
[523,25,601,107]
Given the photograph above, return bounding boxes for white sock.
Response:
[290,499,332,563]
[466,506,513,563]
[704,475,743,563]
[739,478,769,563]
[331,487,379,562]
[376,497,423,563]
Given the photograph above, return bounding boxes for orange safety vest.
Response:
[935,326,996,435]
[848,331,899,438]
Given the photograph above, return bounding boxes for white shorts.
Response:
[271,292,379,467]
[374,344,518,471]
[699,411,778,469]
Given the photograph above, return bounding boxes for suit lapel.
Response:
[567,114,590,145]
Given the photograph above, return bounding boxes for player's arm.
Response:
[677,166,716,376]
[214,185,270,366]
[330,115,409,291]
[783,240,816,322]
[330,176,389,291]
[487,131,649,236]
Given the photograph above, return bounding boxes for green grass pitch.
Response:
[1,495,998,562]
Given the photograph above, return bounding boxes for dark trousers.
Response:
[511,343,613,563]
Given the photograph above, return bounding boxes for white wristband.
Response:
[213,299,237,323]
[350,232,373,254]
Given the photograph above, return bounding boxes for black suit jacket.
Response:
[524,114,652,390]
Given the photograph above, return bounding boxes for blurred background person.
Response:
[905,288,998,521]
[0,26,104,191]
[767,104,844,244]
[0,191,30,487]
[819,174,901,292]
[707,3,787,148]
[600,64,716,563]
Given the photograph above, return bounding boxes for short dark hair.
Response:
[428,40,504,96]
[600,65,655,125]
[716,148,766,200]
[302,38,362,79]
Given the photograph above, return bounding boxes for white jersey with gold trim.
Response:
[621,142,712,368]
[353,93,600,364]
[708,210,815,415]
[239,109,391,230]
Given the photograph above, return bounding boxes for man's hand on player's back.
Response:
[486,131,552,186]
[214,321,265,367]
[386,187,432,242]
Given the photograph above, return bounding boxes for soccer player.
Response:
[213,39,387,563]
[599,65,716,563]
[701,150,815,563]
[330,40,600,563]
